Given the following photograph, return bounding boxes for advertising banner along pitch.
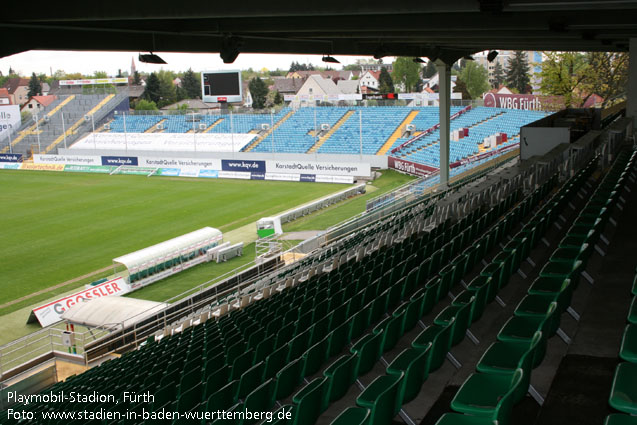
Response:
[28,277,131,327]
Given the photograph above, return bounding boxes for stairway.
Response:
[376,109,420,155]
[203,118,224,133]
[1,95,76,154]
[43,94,115,153]
[146,119,166,133]
[242,109,295,152]
[306,110,355,153]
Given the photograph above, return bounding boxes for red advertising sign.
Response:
[388,156,438,177]
[482,93,564,111]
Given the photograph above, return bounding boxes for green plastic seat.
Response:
[466,275,492,319]
[412,319,455,373]
[176,383,201,412]
[426,277,443,304]
[476,331,541,403]
[401,291,424,332]
[351,329,384,375]
[374,310,405,352]
[621,324,637,363]
[497,302,557,368]
[515,279,572,334]
[480,263,505,294]
[422,282,438,316]
[292,376,329,425]
[452,290,479,325]
[434,297,474,346]
[328,318,352,357]
[604,413,637,425]
[450,369,523,425]
[632,274,637,296]
[491,250,515,289]
[206,380,239,412]
[356,373,404,425]
[350,305,372,341]
[539,260,583,288]
[275,357,303,400]
[386,345,432,403]
[242,379,275,425]
[330,407,371,425]
[303,338,329,377]
[289,328,312,361]
[238,361,265,399]
[231,348,255,380]
[434,413,498,425]
[629,297,637,325]
[609,362,637,414]
[265,343,290,379]
[324,353,358,403]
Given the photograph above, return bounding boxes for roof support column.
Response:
[628,38,637,129]
[436,60,451,186]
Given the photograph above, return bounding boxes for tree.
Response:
[392,57,422,93]
[274,90,284,105]
[458,61,490,99]
[28,72,42,97]
[249,77,268,109]
[93,71,108,78]
[505,51,531,93]
[265,89,284,108]
[132,71,141,85]
[492,61,505,89]
[584,52,629,106]
[156,70,177,108]
[142,72,161,104]
[378,67,394,93]
[181,68,201,99]
[453,79,471,100]
[539,51,589,107]
[134,99,158,110]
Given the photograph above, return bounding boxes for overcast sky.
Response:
[0,50,385,77]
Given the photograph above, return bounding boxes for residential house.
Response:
[2,78,31,106]
[0,88,11,105]
[271,78,304,96]
[358,71,381,90]
[21,95,58,112]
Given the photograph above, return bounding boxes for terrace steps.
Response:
[243,109,295,152]
[307,109,355,153]
[376,109,419,155]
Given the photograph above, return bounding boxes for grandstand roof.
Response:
[113,227,222,271]
[61,296,168,328]
[3,2,635,61]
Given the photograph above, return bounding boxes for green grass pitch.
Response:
[0,170,344,309]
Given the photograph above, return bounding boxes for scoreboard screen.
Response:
[201,70,242,103]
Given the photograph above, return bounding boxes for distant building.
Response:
[271,78,304,96]
[21,95,58,112]
[2,78,31,106]
[360,63,393,73]
[0,88,12,105]
[286,70,355,81]
[358,71,381,90]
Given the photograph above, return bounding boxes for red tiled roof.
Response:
[2,78,30,94]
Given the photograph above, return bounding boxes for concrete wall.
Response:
[520,126,570,160]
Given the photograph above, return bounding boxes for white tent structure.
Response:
[113,227,223,287]
[61,296,168,329]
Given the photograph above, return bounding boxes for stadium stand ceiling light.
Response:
[138,52,166,64]
[321,55,340,64]
[487,50,499,62]
[412,57,426,63]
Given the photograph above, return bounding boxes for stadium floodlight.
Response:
[487,50,499,62]
[322,55,340,64]
[220,36,242,64]
[413,57,426,63]
[463,55,475,61]
[138,52,167,64]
